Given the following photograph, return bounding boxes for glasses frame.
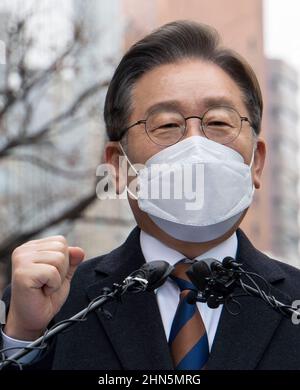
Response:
[120,105,253,146]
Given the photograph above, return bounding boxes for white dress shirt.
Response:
[1,229,238,362]
[140,230,238,351]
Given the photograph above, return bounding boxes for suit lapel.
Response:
[84,227,290,370]
[85,227,173,370]
[206,291,285,369]
[206,229,289,370]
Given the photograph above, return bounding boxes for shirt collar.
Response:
[140,229,238,266]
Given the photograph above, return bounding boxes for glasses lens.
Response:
[146,111,185,146]
[202,107,241,144]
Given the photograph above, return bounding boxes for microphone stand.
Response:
[235,279,299,319]
[0,280,137,369]
[0,260,173,370]
[1,289,118,369]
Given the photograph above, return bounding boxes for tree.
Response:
[0,5,111,288]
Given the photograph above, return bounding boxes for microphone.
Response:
[126,260,174,292]
[186,258,213,291]
[186,257,238,307]
[222,256,242,270]
[0,260,173,370]
[186,257,300,319]
[186,258,236,308]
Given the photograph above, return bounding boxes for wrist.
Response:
[4,313,44,341]
[3,323,44,341]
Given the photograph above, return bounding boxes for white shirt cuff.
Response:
[1,328,40,364]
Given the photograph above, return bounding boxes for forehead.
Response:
[131,59,247,118]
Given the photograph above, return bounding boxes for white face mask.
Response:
[119,136,255,243]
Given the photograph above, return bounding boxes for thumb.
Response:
[66,246,85,280]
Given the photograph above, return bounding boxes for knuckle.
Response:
[53,241,66,252]
[11,251,24,266]
[17,252,36,264]
[13,267,26,282]
[55,235,67,245]
[55,251,66,264]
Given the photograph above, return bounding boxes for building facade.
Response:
[266,59,299,266]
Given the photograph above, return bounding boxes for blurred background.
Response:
[0,0,300,295]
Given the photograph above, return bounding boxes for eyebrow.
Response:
[144,96,238,117]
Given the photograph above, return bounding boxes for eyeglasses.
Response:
[120,106,253,146]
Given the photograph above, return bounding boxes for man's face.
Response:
[126,59,259,165]
[105,59,265,246]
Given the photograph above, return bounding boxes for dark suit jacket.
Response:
[2,227,300,370]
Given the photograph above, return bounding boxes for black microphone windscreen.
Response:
[137,261,174,291]
[186,258,215,291]
[222,256,236,269]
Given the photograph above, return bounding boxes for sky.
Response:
[264,0,300,199]
[264,0,300,142]
[264,0,300,70]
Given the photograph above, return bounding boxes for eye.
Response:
[151,122,181,131]
[207,120,233,127]
[160,122,181,128]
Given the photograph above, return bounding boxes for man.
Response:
[1,20,300,370]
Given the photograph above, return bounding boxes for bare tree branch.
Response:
[4,153,95,179]
[0,7,116,284]
[20,100,33,137]
[0,80,107,158]
[0,20,83,121]
[0,190,98,264]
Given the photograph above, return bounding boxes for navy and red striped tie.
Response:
[168,259,209,370]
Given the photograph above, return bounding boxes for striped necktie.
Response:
[168,259,209,370]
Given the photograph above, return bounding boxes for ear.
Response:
[105,141,127,194]
[252,137,266,189]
